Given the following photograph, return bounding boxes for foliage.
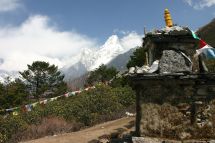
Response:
[12,117,81,142]
[87,64,118,85]
[0,84,136,142]
[43,84,135,125]
[109,75,130,88]
[127,46,146,69]
[0,79,28,109]
[111,86,135,107]
[19,61,67,98]
[0,115,28,143]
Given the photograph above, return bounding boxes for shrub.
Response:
[42,84,135,126]
[0,84,136,142]
[0,132,7,143]
[21,106,44,125]
[11,117,82,142]
[0,115,28,143]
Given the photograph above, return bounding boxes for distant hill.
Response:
[197,18,215,47]
[107,48,136,71]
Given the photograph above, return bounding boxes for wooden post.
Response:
[135,88,142,137]
[190,101,196,125]
[190,83,197,125]
[146,52,149,65]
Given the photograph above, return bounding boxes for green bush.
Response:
[43,84,135,126]
[21,106,44,125]
[0,115,28,143]
[0,84,136,142]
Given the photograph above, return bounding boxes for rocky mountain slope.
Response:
[197,18,215,47]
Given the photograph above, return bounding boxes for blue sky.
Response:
[1,0,215,41]
[0,0,214,71]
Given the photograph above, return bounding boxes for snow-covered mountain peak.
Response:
[81,48,94,57]
[102,35,122,50]
[62,33,142,78]
[104,35,120,45]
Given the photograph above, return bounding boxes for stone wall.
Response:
[131,74,215,137]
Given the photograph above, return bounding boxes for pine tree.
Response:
[20,61,67,98]
[0,79,28,108]
[127,46,146,68]
[87,64,118,85]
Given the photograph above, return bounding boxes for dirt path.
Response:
[21,117,135,143]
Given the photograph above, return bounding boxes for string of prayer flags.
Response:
[192,31,215,59]
[12,111,19,116]
[64,93,69,97]
[32,102,39,108]
[25,104,33,112]
[3,85,97,116]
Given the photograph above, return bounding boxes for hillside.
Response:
[21,117,135,143]
[107,48,136,71]
[197,18,215,47]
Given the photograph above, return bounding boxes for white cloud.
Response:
[184,0,215,9]
[0,15,98,71]
[0,0,22,12]
[0,15,142,72]
[121,32,142,51]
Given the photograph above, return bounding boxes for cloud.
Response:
[0,15,142,72]
[184,0,215,9]
[0,0,22,12]
[0,15,98,71]
[121,32,142,51]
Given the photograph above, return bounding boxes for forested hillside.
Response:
[197,18,215,47]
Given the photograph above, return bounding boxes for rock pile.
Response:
[128,49,193,74]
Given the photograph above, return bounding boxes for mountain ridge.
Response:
[62,34,141,81]
[197,19,215,47]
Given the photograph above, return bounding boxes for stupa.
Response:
[129,9,215,137]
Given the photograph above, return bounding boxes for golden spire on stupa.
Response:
[164,9,173,27]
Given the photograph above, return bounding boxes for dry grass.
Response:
[141,102,215,140]
[141,103,189,139]
[10,117,82,143]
